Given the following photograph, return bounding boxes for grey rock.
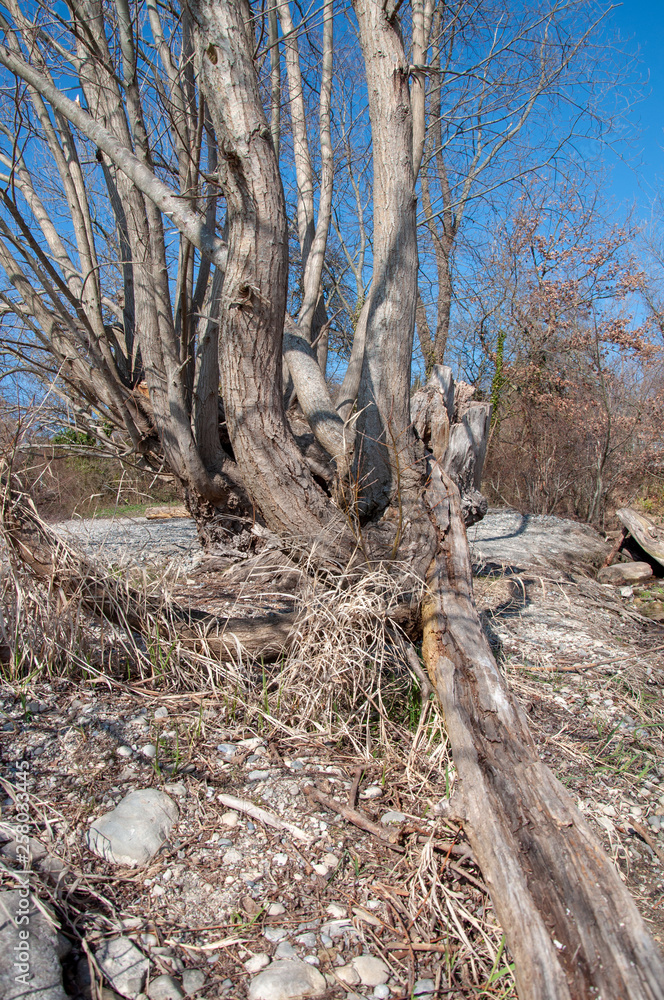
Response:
[360,786,383,800]
[267,902,286,916]
[1,836,47,863]
[373,986,391,999]
[294,933,316,949]
[87,789,178,867]
[247,959,326,1000]
[319,935,333,949]
[380,811,406,825]
[274,943,297,960]
[95,936,149,999]
[468,509,610,573]
[163,782,186,797]
[217,744,236,757]
[247,770,271,782]
[0,890,68,1000]
[413,978,436,1000]
[598,562,654,586]
[351,956,390,987]
[264,927,288,943]
[154,707,169,720]
[181,969,206,996]
[140,744,157,759]
[146,975,184,1000]
[222,848,243,865]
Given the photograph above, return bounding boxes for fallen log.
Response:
[422,462,664,1000]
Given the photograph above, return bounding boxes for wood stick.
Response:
[216,793,312,843]
[303,784,405,852]
[603,526,628,568]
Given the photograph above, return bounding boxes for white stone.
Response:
[321,853,339,868]
[146,975,185,1000]
[117,746,133,757]
[325,903,346,919]
[351,956,390,987]
[0,890,69,1000]
[380,811,406,825]
[312,864,328,876]
[360,786,383,800]
[373,986,391,1000]
[154,707,169,719]
[267,902,286,916]
[141,744,157,759]
[248,770,271,782]
[95,936,149,999]
[181,969,206,996]
[336,965,360,986]
[272,853,289,866]
[245,954,271,974]
[247,960,326,1000]
[223,848,243,865]
[87,789,178,867]
[220,811,239,827]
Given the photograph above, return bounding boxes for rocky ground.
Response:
[0,509,663,1000]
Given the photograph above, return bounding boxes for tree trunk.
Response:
[422,461,664,1000]
[352,0,419,516]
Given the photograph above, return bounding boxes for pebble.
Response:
[312,864,328,876]
[220,811,240,827]
[223,848,243,865]
[320,934,333,949]
[275,943,297,960]
[154,707,169,719]
[374,986,391,999]
[295,933,317,949]
[95,936,149,999]
[164,782,186,797]
[351,956,390,987]
[264,927,289,943]
[325,903,346,919]
[321,920,352,939]
[87,789,178,867]
[245,954,271,974]
[217,743,236,757]
[413,979,436,1000]
[380,811,406,825]
[141,744,157,759]
[272,853,289,866]
[267,902,286,916]
[181,969,206,996]
[248,770,271,782]
[361,786,383,800]
[146,975,185,1000]
[117,746,133,757]
[0,890,68,1000]
[247,959,326,1000]
[336,965,361,986]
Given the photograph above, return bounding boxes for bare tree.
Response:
[0,1,663,996]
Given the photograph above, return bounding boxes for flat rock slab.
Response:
[95,936,149,999]
[53,508,613,577]
[247,960,326,1000]
[598,562,654,586]
[468,509,610,574]
[0,891,68,1000]
[87,789,178,867]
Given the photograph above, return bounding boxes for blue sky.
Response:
[604,2,664,223]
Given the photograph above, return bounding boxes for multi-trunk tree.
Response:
[0,1,663,996]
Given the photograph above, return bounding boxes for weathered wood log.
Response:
[145,505,191,519]
[412,365,491,525]
[616,507,664,569]
[422,461,664,1000]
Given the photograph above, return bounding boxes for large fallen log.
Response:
[422,462,664,1000]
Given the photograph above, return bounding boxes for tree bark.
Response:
[352,0,419,516]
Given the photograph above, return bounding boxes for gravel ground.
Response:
[51,508,611,574]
